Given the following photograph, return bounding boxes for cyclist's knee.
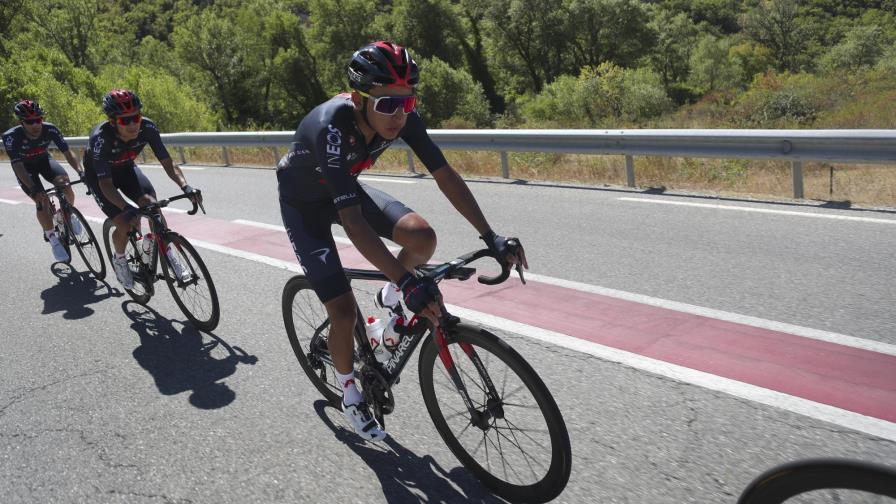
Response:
[137,194,155,206]
[394,214,436,252]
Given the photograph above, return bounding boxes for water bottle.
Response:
[381,315,405,350]
[364,316,392,364]
[141,232,155,258]
[53,209,64,232]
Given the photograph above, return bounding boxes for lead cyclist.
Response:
[277,41,527,441]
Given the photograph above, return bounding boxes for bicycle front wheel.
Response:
[66,206,105,279]
[418,324,571,503]
[102,219,152,304]
[282,275,347,408]
[737,458,896,504]
[159,232,220,332]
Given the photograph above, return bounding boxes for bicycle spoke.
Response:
[501,416,552,453]
[495,423,544,482]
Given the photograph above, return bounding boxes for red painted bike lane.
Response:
[5,187,894,423]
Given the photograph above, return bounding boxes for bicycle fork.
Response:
[434,326,504,431]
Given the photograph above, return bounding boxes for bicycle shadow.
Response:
[41,263,120,319]
[312,400,506,504]
[122,301,258,409]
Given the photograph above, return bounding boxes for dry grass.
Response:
[3,147,892,207]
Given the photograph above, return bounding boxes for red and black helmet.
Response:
[102,89,142,117]
[14,99,44,120]
[348,41,420,92]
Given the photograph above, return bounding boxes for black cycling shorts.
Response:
[16,158,68,196]
[84,164,157,219]
[280,183,413,303]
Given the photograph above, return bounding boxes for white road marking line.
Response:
[619,197,896,224]
[140,165,206,171]
[358,176,417,184]
[232,218,400,251]
[448,305,896,442]
[0,198,22,205]
[524,272,896,357]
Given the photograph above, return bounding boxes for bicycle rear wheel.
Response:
[159,232,220,332]
[418,324,571,503]
[737,458,896,503]
[66,206,105,279]
[102,219,153,304]
[282,275,354,408]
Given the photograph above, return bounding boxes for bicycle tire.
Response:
[66,206,106,279]
[282,275,348,408]
[159,232,220,332]
[737,458,896,504]
[418,324,571,503]
[102,218,152,304]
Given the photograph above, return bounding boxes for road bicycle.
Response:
[737,457,896,503]
[282,247,572,503]
[45,179,105,279]
[102,192,220,331]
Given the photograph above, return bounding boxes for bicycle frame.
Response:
[328,247,518,418]
[126,193,203,288]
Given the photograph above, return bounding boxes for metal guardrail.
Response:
[61,129,896,199]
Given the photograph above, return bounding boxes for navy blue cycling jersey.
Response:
[84,118,171,178]
[2,122,69,164]
[277,94,447,209]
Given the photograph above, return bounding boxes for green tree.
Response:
[564,0,654,70]
[306,0,381,94]
[689,34,739,93]
[415,56,491,127]
[648,10,699,95]
[375,0,464,66]
[484,0,568,94]
[172,9,258,125]
[742,0,808,72]
[818,24,889,73]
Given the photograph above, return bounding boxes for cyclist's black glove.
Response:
[481,230,520,263]
[119,204,138,220]
[181,184,197,194]
[398,272,440,315]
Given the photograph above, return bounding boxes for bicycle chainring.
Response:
[359,365,394,416]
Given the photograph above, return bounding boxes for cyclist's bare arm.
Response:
[160,157,201,203]
[339,205,408,283]
[98,177,134,212]
[61,149,82,175]
[431,164,492,236]
[11,161,37,195]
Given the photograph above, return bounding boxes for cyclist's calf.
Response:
[323,291,360,374]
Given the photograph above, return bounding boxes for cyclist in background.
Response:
[277,41,527,441]
[83,89,202,289]
[3,99,84,263]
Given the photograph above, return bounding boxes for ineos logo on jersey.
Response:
[325,124,341,171]
[4,136,13,150]
[93,136,105,154]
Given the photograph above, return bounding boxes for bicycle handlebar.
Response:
[43,178,84,197]
[136,190,205,216]
[423,244,525,287]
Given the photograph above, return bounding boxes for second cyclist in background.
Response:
[82,89,202,289]
[2,99,84,263]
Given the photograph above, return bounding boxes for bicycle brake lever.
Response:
[515,263,526,285]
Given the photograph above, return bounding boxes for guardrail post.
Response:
[222,146,230,167]
[791,161,804,199]
[625,155,636,187]
[271,147,280,165]
[406,150,416,174]
[177,147,187,165]
[500,151,509,178]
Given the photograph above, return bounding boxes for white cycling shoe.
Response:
[342,401,387,442]
[112,255,134,289]
[48,235,69,263]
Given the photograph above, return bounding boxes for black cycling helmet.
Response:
[348,41,419,92]
[102,89,142,117]
[14,99,44,120]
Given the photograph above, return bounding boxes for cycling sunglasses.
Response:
[357,90,417,116]
[22,118,43,125]
[116,114,142,126]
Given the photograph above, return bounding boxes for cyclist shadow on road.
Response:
[313,400,505,504]
[122,301,258,409]
[41,263,120,319]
